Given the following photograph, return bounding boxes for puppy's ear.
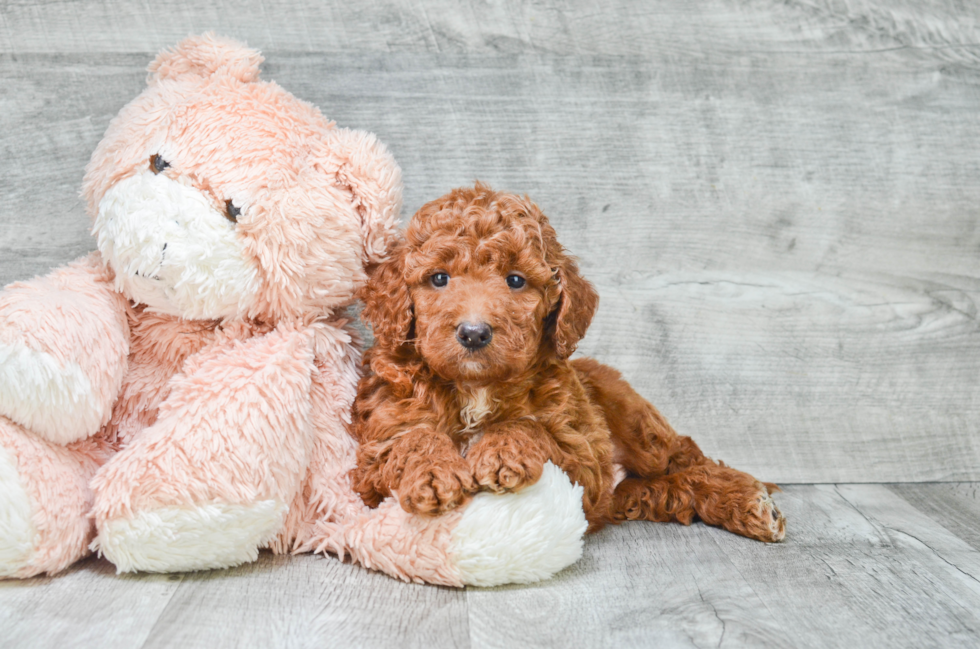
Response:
[549,254,599,359]
[360,242,413,348]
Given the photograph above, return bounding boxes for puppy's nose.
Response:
[456,322,493,350]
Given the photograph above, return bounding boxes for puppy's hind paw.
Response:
[746,488,786,543]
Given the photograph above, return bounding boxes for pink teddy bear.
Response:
[0,32,402,575]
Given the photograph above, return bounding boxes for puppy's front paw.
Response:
[468,434,546,494]
[398,458,476,516]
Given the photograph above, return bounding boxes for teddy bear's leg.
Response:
[309,461,588,587]
[90,326,318,573]
[0,253,130,445]
[0,418,106,578]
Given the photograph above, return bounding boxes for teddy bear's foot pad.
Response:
[94,499,288,573]
[0,445,36,577]
[0,342,103,445]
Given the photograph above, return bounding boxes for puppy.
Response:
[350,184,785,542]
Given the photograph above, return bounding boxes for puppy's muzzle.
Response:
[456,321,492,350]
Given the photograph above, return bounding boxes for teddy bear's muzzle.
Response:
[93,171,258,320]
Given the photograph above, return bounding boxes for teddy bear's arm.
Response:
[271,319,367,552]
[0,253,130,445]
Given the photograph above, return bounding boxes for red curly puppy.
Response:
[351,184,786,542]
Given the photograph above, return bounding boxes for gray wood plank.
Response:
[466,484,980,649]
[0,53,143,281]
[585,270,980,483]
[712,484,980,648]
[837,483,980,584]
[888,483,980,552]
[139,553,470,649]
[0,552,470,649]
[0,556,185,648]
[466,522,796,648]
[1,0,978,61]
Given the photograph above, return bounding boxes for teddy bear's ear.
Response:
[333,128,405,265]
[147,32,263,85]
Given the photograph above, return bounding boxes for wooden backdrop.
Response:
[1,0,978,483]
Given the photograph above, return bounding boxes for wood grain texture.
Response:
[137,553,470,649]
[1,0,978,61]
[716,484,980,648]
[0,4,978,481]
[466,484,980,649]
[887,483,980,552]
[466,521,797,648]
[0,557,184,647]
[4,484,980,648]
[0,553,470,649]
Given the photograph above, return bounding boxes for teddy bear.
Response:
[0,33,586,586]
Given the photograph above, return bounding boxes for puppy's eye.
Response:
[149,154,170,174]
[506,274,526,290]
[225,200,241,224]
[430,272,450,288]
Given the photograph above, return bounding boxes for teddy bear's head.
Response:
[82,33,402,323]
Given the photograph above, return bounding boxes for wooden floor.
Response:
[1,483,978,648]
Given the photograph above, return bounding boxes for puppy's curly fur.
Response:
[351,184,786,542]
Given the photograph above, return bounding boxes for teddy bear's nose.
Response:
[456,322,493,350]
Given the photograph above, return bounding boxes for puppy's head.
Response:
[361,184,598,382]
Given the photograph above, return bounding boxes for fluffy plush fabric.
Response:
[0,258,130,445]
[351,184,787,542]
[0,443,36,573]
[0,418,107,577]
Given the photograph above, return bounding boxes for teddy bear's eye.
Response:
[149,154,170,174]
[225,200,241,224]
